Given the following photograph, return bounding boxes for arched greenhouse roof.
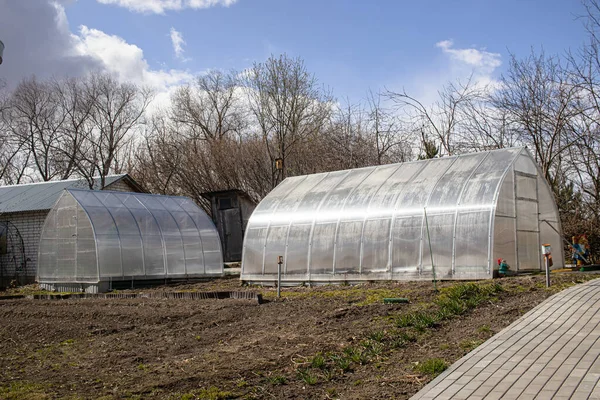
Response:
[241,147,563,284]
[38,189,223,291]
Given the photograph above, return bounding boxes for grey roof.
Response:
[0,175,130,214]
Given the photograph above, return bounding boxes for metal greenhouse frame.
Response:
[241,147,563,284]
[38,189,223,292]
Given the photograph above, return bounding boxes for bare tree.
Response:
[386,75,485,156]
[8,77,67,181]
[245,54,333,187]
[53,77,96,180]
[79,74,153,189]
[492,51,581,190]
[365,90,412,164]
[171,70,245,142]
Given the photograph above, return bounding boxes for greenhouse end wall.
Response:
[38,189,223,292]
[241,147,563,285]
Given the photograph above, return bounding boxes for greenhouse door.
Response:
[515,172,541,271]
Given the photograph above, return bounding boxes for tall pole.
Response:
[277,256,283,298]
[545,255,550,288]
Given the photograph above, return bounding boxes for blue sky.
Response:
[0,0,591,104]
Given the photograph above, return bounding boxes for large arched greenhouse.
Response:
[38,189,223,293]
[241,147,563,284]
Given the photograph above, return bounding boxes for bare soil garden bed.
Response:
[0,273,596,399]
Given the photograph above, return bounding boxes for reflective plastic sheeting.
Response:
[241,147,564,284]
[37,189,223,284]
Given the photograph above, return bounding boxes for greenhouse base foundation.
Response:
[40,274,224,294]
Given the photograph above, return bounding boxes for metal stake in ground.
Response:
[277,256,283,298]
[542,244,552,288]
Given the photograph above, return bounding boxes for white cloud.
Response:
[96,0,238,14]
[73,26,192,86]
[170,27,189,61]
[71,25,194,113]
[435,39,501,73]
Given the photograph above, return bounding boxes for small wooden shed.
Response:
[202,190,256,263]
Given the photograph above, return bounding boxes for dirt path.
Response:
[0,274,596,399]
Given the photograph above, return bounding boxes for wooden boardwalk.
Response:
[412,279,600,399]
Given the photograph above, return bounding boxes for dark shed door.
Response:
[221,208,243,262]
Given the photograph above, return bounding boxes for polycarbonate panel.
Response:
[270,174,328,225]
[517,231,541,270]
[368,162,425,219]
[38,189,222,286]
[496,167,515,217]
[129,208,161,236]
[242,147,561,283]
[164,236,185,275]
[242,228,267,274]
[109,207,140,235]
[85,206,118,235]
[264,226,288,273]
[344,164,400,218]
[97,235,121,277]
[421,213,454,278]
[516,200,539,232]
[318,168,374,224]
[334,221,363,273]
[514,154,538,175]
[461,148,521,206]
[394,158,457,217]
[493,216,517,271]
[428,153,486,208]
[516,174,537,200]
[391,216,422,272]
[119,235,143,276]
[76,238,97,280]
[310,223,336,274]
[454,211,490,275]
[293,170,349,224]
[361,218,391,273]
[143,235,165,275]
[285,224,311,274]
[249,177,302,228]
[153,210,180,235]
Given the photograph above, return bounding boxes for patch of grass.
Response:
[477,325,492,334]
[180,387,234,400]
[310,352,326,369]
[396,311,438,331]
[414,358,448,376]
[367,330,386,342]
[297,369,318,385]
[137,363,148,371]
[267,375,287,386]
[343,347,368,365]
[0,381,52,400]
[60,339,75,346]
[329,354,351,372]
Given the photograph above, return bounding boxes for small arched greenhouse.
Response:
[38,189,223,292]
[241,147,563,284]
